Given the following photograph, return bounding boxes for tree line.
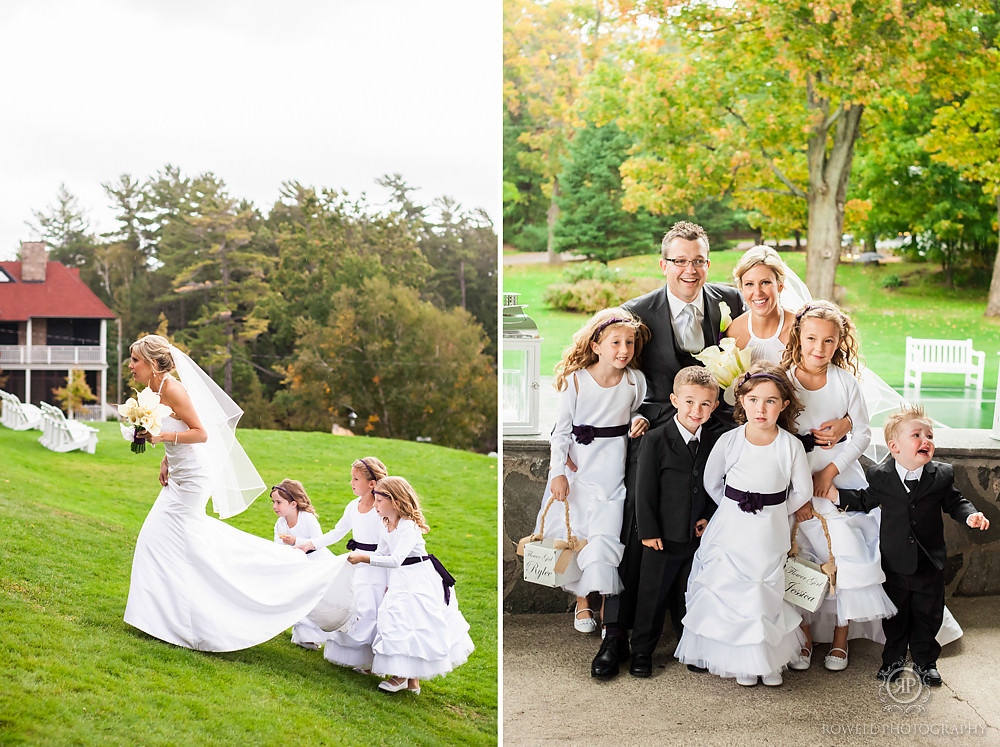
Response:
[30,168,498,453]
[504,0,1000,312]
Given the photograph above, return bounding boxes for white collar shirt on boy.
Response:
[673,416,702,446]
[894,461,924,489]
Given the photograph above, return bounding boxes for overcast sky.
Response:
[0,0,498,261]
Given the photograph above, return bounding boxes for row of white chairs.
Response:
[0,390,99,454]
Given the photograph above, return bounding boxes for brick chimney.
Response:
[20,241,47,282]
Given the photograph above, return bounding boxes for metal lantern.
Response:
[502,292,542,436]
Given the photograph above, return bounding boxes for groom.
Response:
[591,220,745,678]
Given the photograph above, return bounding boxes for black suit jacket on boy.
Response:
[623,281,745,433]
[635,418,719,553]
[841,458,977,577]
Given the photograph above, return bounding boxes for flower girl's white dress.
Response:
[675,426,812,679]
[370,519,474,679]
[315,498,387,670]
[124,414,337,652]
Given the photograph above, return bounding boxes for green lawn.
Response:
[1,422,497,746]
[504,250,1000,428]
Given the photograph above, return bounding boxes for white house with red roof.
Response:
[0,242,116,417]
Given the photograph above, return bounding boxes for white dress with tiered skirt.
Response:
[790,365,897,643]
[370,519,474,679]
[317,498,388,669]
[532,367,646,597]
[124,414,337,652]
[675,426,812,679]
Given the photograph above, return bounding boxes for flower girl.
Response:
[531,308,648,632]
[347,476,474,694]
[781,301,896,672]
[295,457,389,672]
[675,362,812,686]
[271,479,330,651]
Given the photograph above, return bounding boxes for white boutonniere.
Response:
[719,301,733,333]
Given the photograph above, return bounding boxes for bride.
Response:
[123,334,339,652]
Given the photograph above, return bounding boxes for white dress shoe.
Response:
[761,671,783,686]
[573,604,598,633]
[736,674,758,686]
[788,646,812,671]
[378,677,419,694]
[824,647,849,671]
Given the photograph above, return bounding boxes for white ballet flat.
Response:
[736,674,758,687]
[761,671,783,687]
[573,604,598,634]
[788,646,812,671]
[378,677,420,694]
[824,647,849,671]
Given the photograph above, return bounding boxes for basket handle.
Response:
[537,493,576,544]
[790,513,838,590]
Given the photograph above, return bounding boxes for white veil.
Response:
[776,266,943,463]
[170,345,266,518]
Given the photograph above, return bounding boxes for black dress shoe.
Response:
[914,663,943,687]
[687,664,708,673]
[591,633,629,679]
[629,652,652,678]
[876,659,907,683]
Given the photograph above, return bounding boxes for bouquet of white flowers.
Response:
[694,337,753,406]
[118,387,172,453]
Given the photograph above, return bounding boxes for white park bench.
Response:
[0,390,43,430]
[904,337,985,396]
[38,401,99,454]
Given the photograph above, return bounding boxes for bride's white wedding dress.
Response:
[123,355,339,652]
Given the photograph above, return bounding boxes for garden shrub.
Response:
[544,273,662,313]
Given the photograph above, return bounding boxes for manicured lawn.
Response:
[504,250,1000,428]
[1,423,497,746]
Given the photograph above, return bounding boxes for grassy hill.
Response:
[0,422,497,745]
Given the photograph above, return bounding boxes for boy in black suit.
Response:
[628,366,720,677]
[836,404,989,687]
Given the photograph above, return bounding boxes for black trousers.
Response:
[881,561,944,668]
[629,546,695,656]
[602,437,644,630]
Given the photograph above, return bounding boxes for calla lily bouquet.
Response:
[694,337,753,406]
[118,387,172,453]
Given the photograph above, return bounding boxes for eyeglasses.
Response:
[663,258,709,268]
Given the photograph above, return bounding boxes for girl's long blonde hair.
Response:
[554,307,648,391]
[780,300,860,375]
[374,476,429,534]
[353,456,388,482]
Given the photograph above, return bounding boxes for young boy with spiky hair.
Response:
[834,404,989,687]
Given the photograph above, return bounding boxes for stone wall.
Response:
[502,429,1000,614]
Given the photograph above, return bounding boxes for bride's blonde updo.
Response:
[130,334,175,373]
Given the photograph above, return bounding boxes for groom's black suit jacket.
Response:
[622,281,745,433]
